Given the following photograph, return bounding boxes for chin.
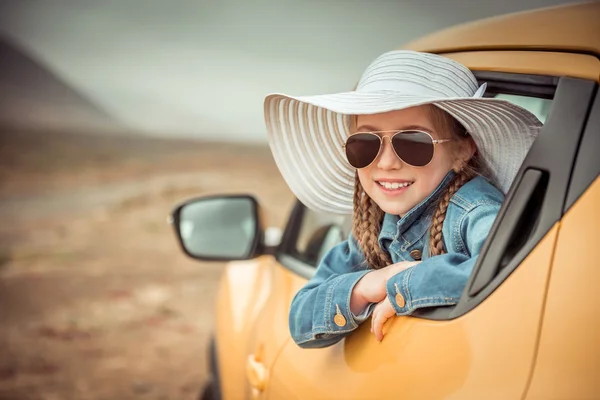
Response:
[377,200,413,216]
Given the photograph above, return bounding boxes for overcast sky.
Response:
[0,0,578,142]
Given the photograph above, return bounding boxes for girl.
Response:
[263,50,541,348]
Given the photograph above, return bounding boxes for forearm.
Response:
[349,261,419,315]
[386,254,473,315]
[289,270,371,347]
[350,276,371,315]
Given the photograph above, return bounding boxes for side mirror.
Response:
[170,195,263,261]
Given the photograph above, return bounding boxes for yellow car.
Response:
[171,3,600,399]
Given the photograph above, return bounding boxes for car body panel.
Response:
[442,51,600,82]
[404,2,600,56]
[525,177,600,399]
[266,225,559,400]
[215,256,293,400]
[203,4,600,400]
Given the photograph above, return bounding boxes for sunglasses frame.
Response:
[342,130,452,169]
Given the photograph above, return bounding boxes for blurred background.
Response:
[0,0,579,399]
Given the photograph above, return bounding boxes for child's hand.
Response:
[371,297,397,341]
[355,261,419,304]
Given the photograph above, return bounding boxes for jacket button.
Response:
[410,249,422,261]
[334,314,347,327]
[395,293,406,308]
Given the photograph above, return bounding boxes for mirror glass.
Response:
[178,197,257,259]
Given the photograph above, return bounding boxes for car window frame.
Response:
[433,73,598,319]
[275,71,599,314]
[276,201,318,279]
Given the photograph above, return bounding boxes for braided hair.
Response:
[351,105,480,267]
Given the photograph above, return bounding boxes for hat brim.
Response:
[264,91,542,214]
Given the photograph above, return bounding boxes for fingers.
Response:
[370,303,380,334]
[372,312,387,342]
[371,298,397,342]
[371,302,386,341]
[370,305,376,333]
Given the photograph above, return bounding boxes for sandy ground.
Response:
[0,129,294,400]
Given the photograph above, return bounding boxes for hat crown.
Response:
[356,50,479,98]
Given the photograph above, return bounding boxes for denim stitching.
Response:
[408,301,458,308]
[324,276,339,331]
[474,200,501,207]
[390,245,408,261]
[401,266,413,310]
[327,275,357,331]
[295,328,357,345]
[400,235,411,249]
[450,205,465,255]
[450,192,473,210]
[345,274,363,329]
[451,213,461,254]
[296,332,319,341]
[455,198,501,211]
[400,228,428,252]
[411,297,460,303]
[456,208,469,256]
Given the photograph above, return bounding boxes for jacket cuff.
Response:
[386,262,463,316]
[325,270,372,331]
[386,267,414,315]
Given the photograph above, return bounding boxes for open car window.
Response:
[279,82,556,271]
[492,94,552,123]
[277,72,597,321]
[292,209,350,267]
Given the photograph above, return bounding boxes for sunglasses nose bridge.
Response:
[379,135,394,151]
[376,134,402,168]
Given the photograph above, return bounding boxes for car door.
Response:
[169,195,298,400]
[261,52,600,400]
[222,204,349,400]
[524,88,600,399]
[214,254,294,400]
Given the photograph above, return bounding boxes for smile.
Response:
[377,181,413,190]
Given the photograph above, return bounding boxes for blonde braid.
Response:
[429,169,473,256]
[352,174,392,269]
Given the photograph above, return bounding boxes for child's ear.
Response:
[453,137,476,171]
[460,137,477,163]
[465,136,477,160]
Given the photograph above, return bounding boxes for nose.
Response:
[376,136,402,170]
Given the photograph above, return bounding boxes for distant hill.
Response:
[0,36,122,134]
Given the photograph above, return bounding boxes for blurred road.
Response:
[0,130,293,400]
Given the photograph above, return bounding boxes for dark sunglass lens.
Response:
[345,133,381,168]
[392,131,434,167]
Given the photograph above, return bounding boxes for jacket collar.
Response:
[379,170,455,249]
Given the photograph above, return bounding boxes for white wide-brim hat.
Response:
[264,50,542,214]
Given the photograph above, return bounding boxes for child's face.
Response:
[354,106,457,216]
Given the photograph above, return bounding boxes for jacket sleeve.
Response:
[289,234,374,348]
[385,201,500,315]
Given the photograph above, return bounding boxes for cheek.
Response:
[435,146,456,171]
[414,171,443,196]
[357,168,372,192]
[414,155,453,193]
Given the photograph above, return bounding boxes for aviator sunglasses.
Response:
[343,130,452,169]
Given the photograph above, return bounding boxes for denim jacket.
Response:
[289,171,504,348]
